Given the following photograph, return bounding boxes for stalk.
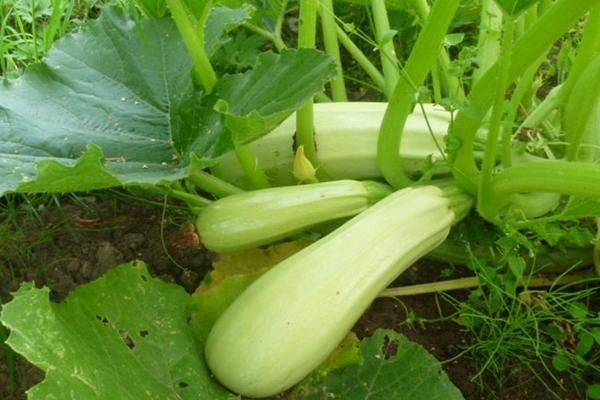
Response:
[520,6,600,132]
[165,0,216,93]
[472,0,502,85]
[411,0,464,102]
[335,24,386,92]
[234,146,271,189]
[449,0,597,194]
[379,268,597,297]
[477,17,515,220]
[319,0,347,102]
[243,22,286,51]
[595,217,600,276]
[370,0,399,99]
[187,168,244,198]
[377,0,461,190]
[491,160,600,203]
[295,0,330,182]
[564,54,600,162]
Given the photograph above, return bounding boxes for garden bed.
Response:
[1,193,594,399]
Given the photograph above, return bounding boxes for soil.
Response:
[0,192,595,400]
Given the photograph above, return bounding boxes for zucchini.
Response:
[211,102,451,188]
[204,185,462,397]
[196,179,392,252]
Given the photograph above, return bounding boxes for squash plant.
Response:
[2,0,600,398]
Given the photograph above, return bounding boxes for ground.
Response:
[0,192,594,399]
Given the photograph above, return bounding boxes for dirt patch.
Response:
[0,193,594,399]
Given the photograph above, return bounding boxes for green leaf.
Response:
[215,48,337,145]
[551,353,571,372]
[204,5,254,57]
[493,0,540,17]
[0,8,193,195]
[576,331,594,357]
[591,327,600,344]
[380,30,398,45]
[568,301,589,321]
[559,196,600,219]
[0,262,235,399]
[293,329,464,400]
[16,143,121,193]
[587,384,600,399]
[0,8,335,195]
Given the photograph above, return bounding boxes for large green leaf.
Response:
[293,329,464,400]
[0,7,335,196]
[0,262,235,399]
[0,8,193,195]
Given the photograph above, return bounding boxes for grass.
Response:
[442,260,600,399]
[0,0,128,77]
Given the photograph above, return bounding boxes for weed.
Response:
[0,0,128,77]
[443,257,600,399]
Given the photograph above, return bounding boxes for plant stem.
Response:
[564,55,600,163]
[370,0,398,99]
[411,0,464,102]
[243,22,286,51]
[335,24,386,92]
[295,0,330,181]
[491,160,600,202]
[594,217,600,276]
[449,0,597,194]
[379,268,596,297]
[165,0,216,93]
[164,187,212,211]
[319,0,347,102]
[234,146,272,189]
[472,0,502,85]
[187,168,244,198]
[377,0,461,190]
[477,17,514,220]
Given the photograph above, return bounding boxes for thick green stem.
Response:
[411,0,464,102]
[377,0,461,189]
[491,160,600,204]
[187,168,244,198]
[371,0,398,99]
[564,54,600,162]
[166,0,216,93]
[319,0,347,102]
[296,0,330,181]
[450,0,597,194]
[472,0,502,84]
[477,18,514,220]
[234,146,272,189]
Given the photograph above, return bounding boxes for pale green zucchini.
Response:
[196,179,392,252]
[211,102,451,188]
[204,185,458,398]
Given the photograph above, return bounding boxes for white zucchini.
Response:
[204,185,456,398]
[211,102,451,188]
[196,179,392,252]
